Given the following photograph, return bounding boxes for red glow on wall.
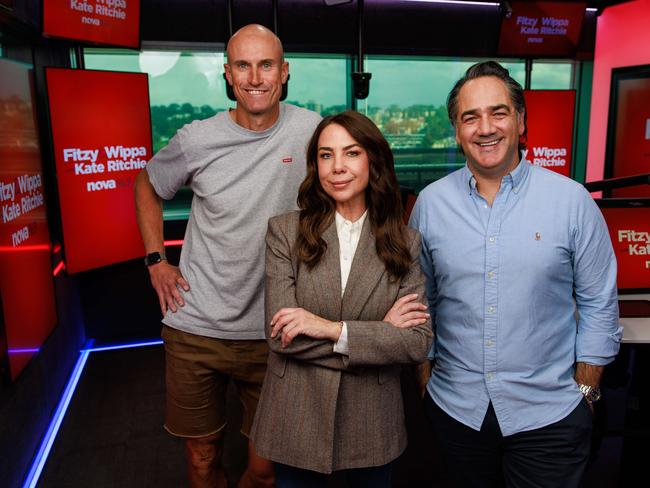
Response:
[53,261,66,277]
[587,0,650,184]
[164,240,184,247]
[0,244,51,252]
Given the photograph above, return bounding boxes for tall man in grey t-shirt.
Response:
[135,24,320,488]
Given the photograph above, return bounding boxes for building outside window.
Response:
[360,57,528,192]
[84,49,575,209]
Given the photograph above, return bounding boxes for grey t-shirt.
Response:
[146,104,321,339]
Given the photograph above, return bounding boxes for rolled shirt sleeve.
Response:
[573,188,622,365]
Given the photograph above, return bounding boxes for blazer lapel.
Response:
[341,218,385,320]
[306,218,344,320]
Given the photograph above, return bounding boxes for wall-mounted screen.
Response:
[43,0,141,49]
[598,201,650,293]
[605,64,650,198]
[523,89,575,178]
[0,58,57,381]
[498,1,586,58]
[46,68,151,274]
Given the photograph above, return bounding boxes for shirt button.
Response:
[488,236,495,243]
[487,306,495,313]
[487,271,494,279]
[486,372,493,381]
[486,339,493,347]
[483,204,488,209]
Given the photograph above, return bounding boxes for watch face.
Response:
[145,252,162,266]
[589,388,602,403]
[579,384,601,403]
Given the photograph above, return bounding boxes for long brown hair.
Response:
[296,110,411,280]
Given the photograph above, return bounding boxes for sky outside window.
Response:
[284,54,348,113]
[530,61,574,89]
[361,57,525,192]
[85,49,227,108]
[82,49,567,199]
[84,50,349,152]
[83,49,350,219]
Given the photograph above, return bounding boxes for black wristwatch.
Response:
[144,251,166,267]
[578,383,602,404]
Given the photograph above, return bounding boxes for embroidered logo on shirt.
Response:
[535,232,541,241]
[282,157,293,164]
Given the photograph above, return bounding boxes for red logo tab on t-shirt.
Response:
[282,157,293,164]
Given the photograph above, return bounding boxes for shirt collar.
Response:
[462,156,531,194]
[508,157,530,190]
[462,165,477,194]
[335,209,368,233]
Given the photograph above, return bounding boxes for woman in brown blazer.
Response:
[250,111,433,487]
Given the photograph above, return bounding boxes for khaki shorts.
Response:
[161,325,269,439]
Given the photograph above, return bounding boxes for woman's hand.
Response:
[383,294,429,328]
[270,308,342,348]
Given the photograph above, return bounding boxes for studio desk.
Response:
[619,293,650,344]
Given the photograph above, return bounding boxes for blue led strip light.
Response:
[85,339,163,353]
[22,338,163,488]
[21,340,93,488]
[8,348,40,354]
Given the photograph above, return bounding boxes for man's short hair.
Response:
[447,61,527,151]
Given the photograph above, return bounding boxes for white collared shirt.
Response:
[333,210,367,355]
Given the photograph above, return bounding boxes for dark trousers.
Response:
[425,395,592,488]
[274,462,393,488]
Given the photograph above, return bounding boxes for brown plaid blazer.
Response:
[250,211,433,474]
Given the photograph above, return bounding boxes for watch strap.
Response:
[578,383,601,403]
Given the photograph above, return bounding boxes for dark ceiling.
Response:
[0,0,639,59]
[138,0,606,59]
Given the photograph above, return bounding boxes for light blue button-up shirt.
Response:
[409,160,622,436]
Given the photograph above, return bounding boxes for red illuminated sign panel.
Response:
[0,59,57,380]
[43,0,141,49]
[599,206,650,291]
[498,2,586,57]
[523,90,575,178]
[46,68,151,274]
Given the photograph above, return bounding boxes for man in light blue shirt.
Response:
[410,61,622,487]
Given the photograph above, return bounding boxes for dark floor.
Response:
[37,346,188,487]
[36,345,632,487]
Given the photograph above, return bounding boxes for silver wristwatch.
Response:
[578,383,602,404]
